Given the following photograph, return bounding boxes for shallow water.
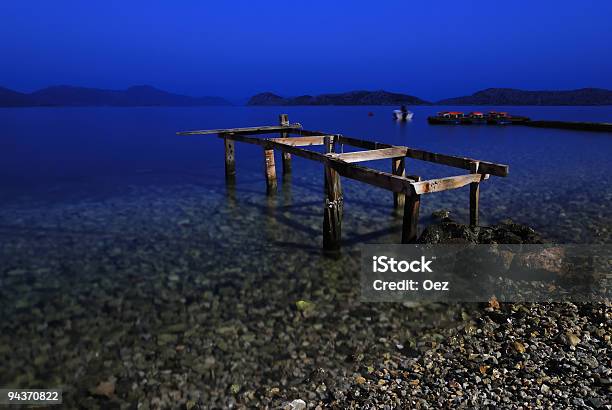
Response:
[0,106,611,406]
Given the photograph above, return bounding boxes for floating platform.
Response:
[178,115,509,252]
[520,120,612,133]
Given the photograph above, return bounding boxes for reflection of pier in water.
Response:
[178,115,509,252]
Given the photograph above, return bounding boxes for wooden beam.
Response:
[401,192,420,243]
[278,115,291,175]
[221,134,419,192]
[323,137,342,252]
[177,124,301,136]
[222,134,236,180]
[392,157,406,209]
[405,148,508,177]
[323,165,343,252]
[470,162,480,226]
[411,174,487,195]
[263,149,277,194]
[269,136,326,146]
[329,147,408,163]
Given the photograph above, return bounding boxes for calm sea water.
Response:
[1,105,611,242]
[0,106,611,404]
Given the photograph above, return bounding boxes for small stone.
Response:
[355,376,366,385]
[92,380,115,398]
[513,341,526,353]
[295,300,314,312]
[488,296,500,310]
[566,332,580,347]
[285,399,306,410]
[540,384,550,394]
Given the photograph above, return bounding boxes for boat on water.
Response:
[393,105,413,121]
[463,112,487,124]
[393,110,413,121]
[427,111,464,124]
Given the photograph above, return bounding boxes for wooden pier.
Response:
[178,115,509,252]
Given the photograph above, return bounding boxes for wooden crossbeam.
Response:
[411,174,488,195]
[295,129,508,177]
[269,136,327,146]
[404,148,507,177]
[328,147,408,163]
[177,124,301,136]
[220,133,418,193]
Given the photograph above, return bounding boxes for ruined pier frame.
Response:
[178,115,508,252]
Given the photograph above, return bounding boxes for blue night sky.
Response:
[1,0,611,101]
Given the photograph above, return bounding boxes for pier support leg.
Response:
[279,114,292,175]
[282,152,292,174]
[470,183,480,226]
[401,193,420,243]
[323,166,342,252]
[392,157,406,210]
[223,135,236,182]
[469,162,480,226]
[264,148,277,194]
[323,134,342,252]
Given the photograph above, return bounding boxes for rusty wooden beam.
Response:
[269,136,327,146]
[329,147,408,163]
[411,174,487,195]
[405,148,508,177]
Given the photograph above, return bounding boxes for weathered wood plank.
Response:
[401,193,420,243]
[392,157,406,209]
[269,136,326,146]
[177,125,301,136]
[405,148,508,177]
[411,174,487,195]
[329,147,408,163]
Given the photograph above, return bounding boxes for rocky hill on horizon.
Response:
[247,90,431,106]
[0,85,231,107]
[436,87,612,105]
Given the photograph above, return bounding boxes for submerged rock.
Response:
[418,216,545,244]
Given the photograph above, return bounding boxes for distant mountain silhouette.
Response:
[0,85,231,107]
[0,86,33,106]
[437,88,612,105]
[248,90,431,105]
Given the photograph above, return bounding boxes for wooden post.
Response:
[323,135,342,251]
[469,161,480,226]
[401,190,420,243]
[264,147,277,194]
[279,114,292,175]
[392,157,406,210]
[323,166,342,252]
[223,134,236,181]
